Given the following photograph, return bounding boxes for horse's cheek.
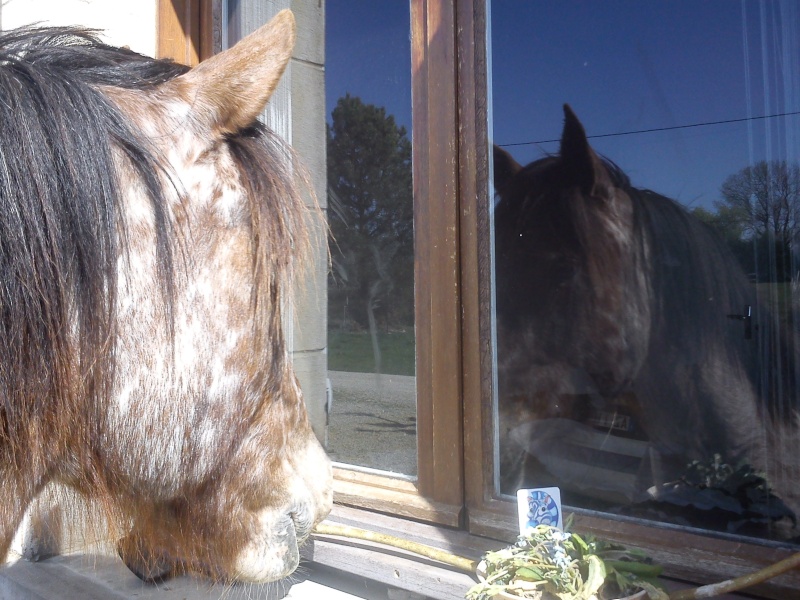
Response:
[224,422,332,582]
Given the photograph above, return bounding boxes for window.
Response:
[474,0,800,594]
[325,0,466,525]
[165,1,800,596]
[489,0,800,545]
[325,2,416,478]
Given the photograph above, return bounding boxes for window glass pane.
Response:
[491,1,800,545]
[325,2,416,476]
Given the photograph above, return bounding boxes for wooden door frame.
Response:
[157,0,220,65]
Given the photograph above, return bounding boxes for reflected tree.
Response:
[327,94,414,368]
[703,160,800,282]
[718,160,800,242]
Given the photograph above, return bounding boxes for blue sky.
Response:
[325,1,412,133]
[490,1,800,209]
[325,1,800,210]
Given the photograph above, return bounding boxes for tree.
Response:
[714,161,800,282]
[327,94,414,342]
[717,160,800,241]
[692,206,754,275]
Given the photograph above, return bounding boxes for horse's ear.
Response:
[169,9,296,135]
[493,145,523,194]
[559,104,612,200]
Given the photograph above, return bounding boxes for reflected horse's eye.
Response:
[542,253,579,285]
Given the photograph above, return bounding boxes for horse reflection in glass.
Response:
[0,10,332,582]
[494,105,799,537]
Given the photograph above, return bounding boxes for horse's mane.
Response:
[0,26,189,86]
[0,28,171,429]
[623,176,798,422]
[629,188,751,333]
[500,149,795,420]
[0,27,306,454]
[536,152,754,348]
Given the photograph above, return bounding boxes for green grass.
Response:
[328,329,415,376]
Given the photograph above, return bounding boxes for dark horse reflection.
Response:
[494,105,799,538]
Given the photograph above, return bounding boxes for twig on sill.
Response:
[668,551,800,599]
[313,522,479,574]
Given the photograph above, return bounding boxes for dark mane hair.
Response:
[498,146,793,423]
[631,185,798,421]
[632,188,750,334]
[0,26,306,455]
[227,122,309,377]
[0,27,179,436]
[0,26,189,85]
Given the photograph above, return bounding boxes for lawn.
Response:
[328,329,416,376]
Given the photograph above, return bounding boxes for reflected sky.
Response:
[325,1,800,211]
[325,1,412,132]
[490,1,800,209]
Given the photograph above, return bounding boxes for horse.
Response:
[493,105,800,538]
[0,10,332,583]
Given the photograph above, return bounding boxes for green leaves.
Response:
[579,554,606,598]
[465,524,666,600]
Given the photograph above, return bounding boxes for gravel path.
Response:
[326,371,417,476]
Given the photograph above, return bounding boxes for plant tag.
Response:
[517,487,563,533]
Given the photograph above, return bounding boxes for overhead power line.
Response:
[499,110,800,148]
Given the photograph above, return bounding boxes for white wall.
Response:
[1,0,157,57]
[229,0,329,444]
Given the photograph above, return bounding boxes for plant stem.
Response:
[313,522,479,573]
[668,552,800,599]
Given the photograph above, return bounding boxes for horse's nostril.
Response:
[117,533,175,582]
[289,505,314,539]
[590,371,618,394]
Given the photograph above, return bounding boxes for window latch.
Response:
[726,304,752,340]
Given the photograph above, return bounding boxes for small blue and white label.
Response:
[517,487,563,533]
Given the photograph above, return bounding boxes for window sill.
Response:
[313,505,789,600]
[308,504,490,600]
[0,504,788,600]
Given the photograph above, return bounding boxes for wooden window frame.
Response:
[157,1,800,597]
[456,2,800,598]
[330,0,466,528]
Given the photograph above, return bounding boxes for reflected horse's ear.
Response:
[560,104,612,200]
[166,9,296,136]
[493,144,523,194]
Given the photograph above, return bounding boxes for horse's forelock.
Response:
[501,155,631,259]
[1,26,188,88]
[228,128,311,357]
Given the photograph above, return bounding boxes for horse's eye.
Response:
[551,256,580,285]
